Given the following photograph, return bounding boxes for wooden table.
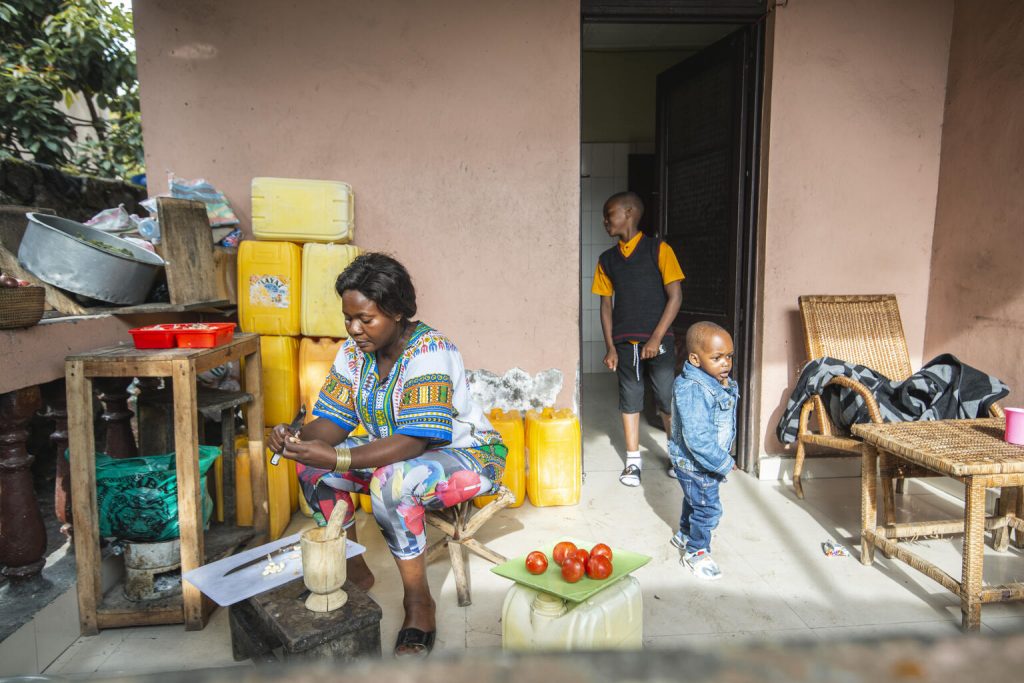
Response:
[854,418,1024,631]
[66,334,268,634]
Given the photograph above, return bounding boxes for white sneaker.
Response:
[670,531,688,550]
[666,465,679,479]
[682,549,722,581]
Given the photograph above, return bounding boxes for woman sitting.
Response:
[268,252,506,658]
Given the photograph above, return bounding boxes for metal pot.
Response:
[18,212,165,305]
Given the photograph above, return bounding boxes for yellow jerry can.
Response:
[265,442,293,540]
[301,243,360,337]
[225,434,292,539]
[298,337,343,424]
[475,409,526,509]
[260,335,301,427]
[214,434,257,526]
[525,408,581,507]
[237,240,302,335]
[251,177,354,243]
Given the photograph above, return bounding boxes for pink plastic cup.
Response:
[1005,407,1024,446]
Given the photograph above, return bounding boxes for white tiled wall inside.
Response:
[580,141,654,373]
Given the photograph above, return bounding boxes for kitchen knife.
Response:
[270,403,306,466]
[223,541,300,577]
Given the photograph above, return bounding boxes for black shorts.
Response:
[615,337,676,415]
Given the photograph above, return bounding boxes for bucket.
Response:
[1005,407,1024,446]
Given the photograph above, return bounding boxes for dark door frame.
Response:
[581,0,768,471]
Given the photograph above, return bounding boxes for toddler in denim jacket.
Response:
[668,321,738,581]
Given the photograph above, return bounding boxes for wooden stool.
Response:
[229,579,382,663]
[66,335,267,634]
[425,486,514,606]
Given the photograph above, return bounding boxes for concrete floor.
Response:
[44,373,1024,677]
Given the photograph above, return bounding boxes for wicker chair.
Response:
[792,294,1003,500]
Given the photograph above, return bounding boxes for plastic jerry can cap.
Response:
[532,590,568,617]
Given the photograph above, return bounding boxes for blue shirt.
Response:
[668,362,739,476]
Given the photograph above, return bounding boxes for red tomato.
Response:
[552,541,578,566]
[525,551,548,575]
[590,543,613,562]
[561,557,585,583]
[586,555,613,580]
[573,548,590,566]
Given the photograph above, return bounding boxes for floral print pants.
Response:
[296,445,497,560]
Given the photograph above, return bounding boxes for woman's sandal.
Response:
[394,627,436,658]
[619,463,641,487]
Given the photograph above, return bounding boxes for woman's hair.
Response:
[335,252,417,319]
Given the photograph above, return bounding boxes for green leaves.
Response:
[0,0,143,179]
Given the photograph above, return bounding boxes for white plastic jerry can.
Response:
[501,575,643,650]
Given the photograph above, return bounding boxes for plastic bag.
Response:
[85,204,133,233]
[169,174,240,227]
[92,447,220,542]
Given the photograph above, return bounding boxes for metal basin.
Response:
[18,212,165,305]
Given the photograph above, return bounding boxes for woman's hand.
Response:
[267,423,295,454]
[281,437,338,470]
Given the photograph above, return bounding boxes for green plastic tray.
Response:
[490,538,651,603]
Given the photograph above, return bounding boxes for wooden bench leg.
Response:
[993,487,1017,552]
[1016,487,1024,550]
[462,538,505,565]
[448,539,471,607]
[861,444,878,565]
[961,478,985,632]
[793,439,807,500]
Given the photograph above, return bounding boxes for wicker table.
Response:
[66,334,268,634]
[853,418,1024,631]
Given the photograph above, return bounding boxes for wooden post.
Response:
[0,386,47,581]
[220,408,237,524]
[171,359,206,630]
[66,361,101,635]
[95,377,137,458]
[243,344,268,539]
[41,379,73,540]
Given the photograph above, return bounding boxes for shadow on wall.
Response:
[764,307,806,455]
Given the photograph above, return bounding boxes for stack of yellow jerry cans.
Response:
[475,406,581,509]
[238,177,359,538]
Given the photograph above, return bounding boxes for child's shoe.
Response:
[670,530,688,550]
[682,549,722,581]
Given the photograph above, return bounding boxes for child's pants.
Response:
[296,448,493,560]
[675,467,724,553]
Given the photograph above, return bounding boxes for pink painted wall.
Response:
[923,1,1024,402]
[132,0,581,405]
[757,0,954,455]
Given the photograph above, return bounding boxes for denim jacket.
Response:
[668,361,739,477]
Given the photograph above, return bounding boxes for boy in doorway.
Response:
[669,321,737,580]
[592,191,684,486]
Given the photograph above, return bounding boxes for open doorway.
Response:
[580,8,766,473]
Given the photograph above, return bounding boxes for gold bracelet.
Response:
[333,446,352,473]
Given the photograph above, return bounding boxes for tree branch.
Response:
[83,94,105,142]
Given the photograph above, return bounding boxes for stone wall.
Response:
[0,158,146,222]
